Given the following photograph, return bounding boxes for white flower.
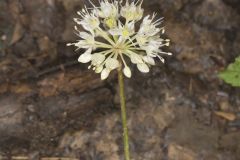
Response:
[68,0,172,80]
[74,8,100,34]
[138,14,162,36]
[75,31,96,49]
[121,0,144,22]
[94,0,119,19]
[109,21,135,39]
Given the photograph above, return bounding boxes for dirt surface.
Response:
[0,0,240,159]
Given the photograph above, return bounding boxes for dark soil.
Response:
[0,0,240,159]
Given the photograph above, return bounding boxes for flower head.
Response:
[95,0,119,19]
[68,0,172,80]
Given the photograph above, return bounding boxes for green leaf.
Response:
[219,56,240,87]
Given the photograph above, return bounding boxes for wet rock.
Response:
[194,0,239,30]
[0,1,14,57]
[59,113,120,159]
[168,21,224,77]
[223,0,240,13]
[60,0,84,42]
[12,34,38,58]
[21,0,64,40]
[37,68,103,97]
[219,132,240,159]
[58,98,174,159]
[0,96,25,149]
[0,82,113,151]
[166,106,236,159]
[195,107,212,125]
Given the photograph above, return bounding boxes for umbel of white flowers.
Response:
[67,0,172,80]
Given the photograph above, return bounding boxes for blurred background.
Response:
[0,0,240,159]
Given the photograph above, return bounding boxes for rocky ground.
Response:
[0,0,240,159]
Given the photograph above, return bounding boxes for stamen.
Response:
[119,53,128,67]
[157,55,165,63]
[158,51,172,55]
[88,0,96,7]
[66,43,74,46]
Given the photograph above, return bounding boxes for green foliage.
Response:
[219,56,240,87]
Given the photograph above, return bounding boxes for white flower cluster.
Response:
[67,0,172,80]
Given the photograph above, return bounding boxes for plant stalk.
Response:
[118,66,130,160]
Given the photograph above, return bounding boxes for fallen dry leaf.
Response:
[214,111,236,121]
[10,21,24,45]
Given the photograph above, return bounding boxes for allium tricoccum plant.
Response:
[67,0,172,80]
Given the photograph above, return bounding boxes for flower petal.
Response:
[79,32,92,40]
[101,68,110,80]
[78,48,92,63]
[143,56,155,65]
[123,66,132,78]
[136,35,147,46]
[157,55,165,63]
[137,63,150,73]
[106,58,119,70]
[91,53,105,65]
[109,28,122,36]
[95,65,103,73]
[129,52,143,64]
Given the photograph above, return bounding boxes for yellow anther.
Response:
[105,18,117,28]
[122,28,129,37]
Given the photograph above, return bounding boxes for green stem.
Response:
[118,65,130,160]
